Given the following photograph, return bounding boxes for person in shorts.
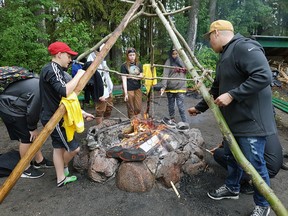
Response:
[0,78,54,179]
[39,41,93,187]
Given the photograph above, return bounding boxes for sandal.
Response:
[64,167,69,177]
[57,175,77,187]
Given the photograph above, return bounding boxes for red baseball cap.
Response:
[48,41,78,56]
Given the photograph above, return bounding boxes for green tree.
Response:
[54,0,130,67]
[0,0,54,72]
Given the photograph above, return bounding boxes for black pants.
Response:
[84,84,95,103]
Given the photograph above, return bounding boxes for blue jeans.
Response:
[166,92,186,122]
[224,136,270,207]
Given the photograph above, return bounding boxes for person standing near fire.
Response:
[120,47,143,119]
[160,48,187,127]
[39,41,94,187]
[87,44,114,125]
[188,20,275,216]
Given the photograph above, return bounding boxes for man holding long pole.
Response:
[188,20,276,216]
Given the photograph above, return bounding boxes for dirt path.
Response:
[0,94,287,216]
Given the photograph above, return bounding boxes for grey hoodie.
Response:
[161,55,187,92]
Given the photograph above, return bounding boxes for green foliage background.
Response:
[0,0,287,82]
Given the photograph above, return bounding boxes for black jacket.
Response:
[82,61,104,102]
[0,78,41,131]
[196,33,276,137]
[39,62,68,122]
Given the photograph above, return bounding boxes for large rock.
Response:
[156,151,187,187]
[144,156,160,175]
[116,162,155,192]
[88,148,119,182]
[182,160,207,175]
[183,143,204,160]
[157,164,181,188]
[73,142,90,174]
[185,128,205,147]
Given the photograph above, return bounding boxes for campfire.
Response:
[73,117,207,193]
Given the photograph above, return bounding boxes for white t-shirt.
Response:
[87,52,113,98]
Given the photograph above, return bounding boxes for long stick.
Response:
[170,181,180,198]
[151,0,288,215]
[76,34,112,62]
[97,68,197,81]
[0,0,145,203]
[145,10,154,117]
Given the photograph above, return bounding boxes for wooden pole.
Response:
[151,0,288,215]
[0,0,145,203]
[145,8,154,117]
[76,34,112,62]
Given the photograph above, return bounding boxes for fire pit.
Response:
[73,118,207,192]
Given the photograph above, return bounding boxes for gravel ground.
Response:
[0,93,287,216]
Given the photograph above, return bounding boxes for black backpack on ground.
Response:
[0,150,20,177]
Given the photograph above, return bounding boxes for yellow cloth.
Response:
[143,64,157,94]
[165,89,186,93]
[60,92,84,142]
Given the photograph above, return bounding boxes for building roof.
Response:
[252,35,288,62]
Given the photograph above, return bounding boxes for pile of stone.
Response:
[73,119,207,192]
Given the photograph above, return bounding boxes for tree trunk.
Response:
[209,0,217,22]
[187,0,200,52]
[140,17,148,59]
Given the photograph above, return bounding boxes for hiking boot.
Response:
[250,205,270,216]
[57,175,77,187]
[33,158,54,169]
[119,148,146,162]
[207,185,239,200]
[240,181,254,195]
[21,166,44,179]
[162,117,177,128]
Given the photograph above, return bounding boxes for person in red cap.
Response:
[39,41,91,187]
[188,20,275,216]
